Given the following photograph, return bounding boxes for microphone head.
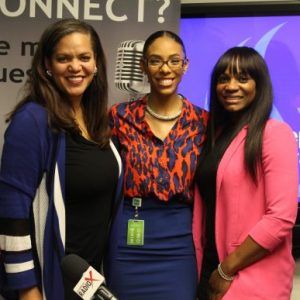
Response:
[61,254,105,300]
[114,40,150,96]
[61,254,89,285]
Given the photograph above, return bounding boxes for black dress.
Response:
[64,133,118,299]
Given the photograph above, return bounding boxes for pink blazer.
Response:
[193,119,298,300]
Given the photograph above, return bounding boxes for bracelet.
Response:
[217,263,235,281]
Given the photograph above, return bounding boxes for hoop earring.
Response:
[46,70,52,77]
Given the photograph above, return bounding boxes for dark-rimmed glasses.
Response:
[145,57,187,70]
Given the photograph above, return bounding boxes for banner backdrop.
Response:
[0,0,180,152]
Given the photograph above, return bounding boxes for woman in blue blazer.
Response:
[0,19,122,300]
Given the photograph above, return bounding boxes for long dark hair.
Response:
[142,30,187,58]
[206,46,273,182]
[8,18,109,148]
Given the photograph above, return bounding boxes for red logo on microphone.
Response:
[84,270,100,286]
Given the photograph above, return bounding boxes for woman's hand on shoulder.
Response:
[19,286,43,300]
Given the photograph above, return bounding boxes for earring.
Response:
[46,70,52,77]
[94,67,98,76]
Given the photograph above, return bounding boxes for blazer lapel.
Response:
[216,127,247,200]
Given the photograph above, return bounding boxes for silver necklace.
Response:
[146,97,182,121]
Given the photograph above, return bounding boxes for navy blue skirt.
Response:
[107,197,197,300]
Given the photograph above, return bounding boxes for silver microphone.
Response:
[114,40,150,100]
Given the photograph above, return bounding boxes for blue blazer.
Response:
[0,102,123,299]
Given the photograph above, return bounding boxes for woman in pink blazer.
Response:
[194,47,298,300]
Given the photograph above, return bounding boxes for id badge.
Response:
[127,219,144,246]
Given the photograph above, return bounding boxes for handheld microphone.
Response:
[114,40,150,100]
[61,254,118,300]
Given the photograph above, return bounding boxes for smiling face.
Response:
[46,32,96,104]
[141,36,188,98]
[216,65,256,113]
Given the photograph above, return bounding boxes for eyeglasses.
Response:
[145,57,187,70]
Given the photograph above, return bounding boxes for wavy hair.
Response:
[8,18,110,147]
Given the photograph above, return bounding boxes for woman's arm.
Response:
[209,121,298,300]
[208,236,268,299]
[0,106,46,292]
[19,287,43,300]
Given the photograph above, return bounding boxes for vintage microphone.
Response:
[114,40,150,101]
